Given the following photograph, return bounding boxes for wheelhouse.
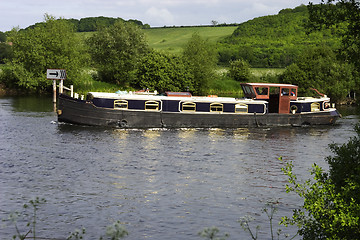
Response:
[241,83,298,114]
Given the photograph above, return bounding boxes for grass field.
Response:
[77,26,237,54]
[143,26,237,54]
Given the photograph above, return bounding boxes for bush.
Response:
[281,124,360,239]
[5,14,84,92]
[182,33,217,95]
[0,63,38,91]
[228,59,252,82]
[87,21,149,87]
[0,43,13,63]
[135,51,194,92]
[280,46,357,101]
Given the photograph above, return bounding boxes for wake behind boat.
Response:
[57,83,340,128]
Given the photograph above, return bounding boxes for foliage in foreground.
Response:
[7,197,128,240]
[239,203,298,240]
[281,124,360,239]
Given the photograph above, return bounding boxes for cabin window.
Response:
[145,101,159,111]
[311,102,320,112]
[291,88,297,97]
[114,100,128,109]
[255,87,268,95]
[182,102,196,112]
[210,103,223,112]
[235,103,248,113]
[281,88,290,96]
[243,86,254,95]
[270,87,280,95]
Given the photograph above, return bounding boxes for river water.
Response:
[0,96,359,240]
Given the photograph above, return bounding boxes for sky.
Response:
[0,0,321,32]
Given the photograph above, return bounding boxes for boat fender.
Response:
[119,119,128,128]
[290,105,298,114]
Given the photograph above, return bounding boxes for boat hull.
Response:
[58,94,340,128]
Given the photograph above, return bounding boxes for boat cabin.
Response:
[241,83,298,114]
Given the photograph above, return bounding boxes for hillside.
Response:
[144,26,237,54]
[217,4,342,67]
[6,4,343,69]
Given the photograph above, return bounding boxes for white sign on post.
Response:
[47,69,66,80]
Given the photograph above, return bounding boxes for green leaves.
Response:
[87,21,149,87]
[198,227,229,240]
[280,46,356,102]
[228,59,252,82]
[308,0,360,71]
[182,33,217,95]
[136,51,194,92]
[2,14,84,92]
[281,124,360,239]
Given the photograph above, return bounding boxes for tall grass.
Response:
[250,68,285,78]
[73,70,120,95]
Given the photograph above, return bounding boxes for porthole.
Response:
[145,101,159,111]
[290,105,298,114]
[235,103,248,114]
[114,100,128,109]
[210,103,223,112]
[311,102,320,112]
[182,102,196,112]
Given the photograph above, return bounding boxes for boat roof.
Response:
[241,83,298,88]
[87,92,268,104]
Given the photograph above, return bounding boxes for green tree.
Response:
[0,31,7,42]
[136,51,194,92]
[182,33,217,95]
[218,4,340,68]
[308,0,360,70]
[0,43,13,64]
[87,21,149,87]
[281,124,360,239]
[2,14,84,92]
[228,59,252,82]
[280,46,355,102]
[307,0,360,100]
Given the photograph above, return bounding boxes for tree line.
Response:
[25,16,150,32]
[217,5,342,68]
[0,14,217,95]
[0,3,359,103]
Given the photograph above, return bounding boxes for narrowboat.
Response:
[57,83,341,128]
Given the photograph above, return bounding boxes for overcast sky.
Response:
[1,0,321,32]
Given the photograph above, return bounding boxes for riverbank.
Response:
[0,83,24,97]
